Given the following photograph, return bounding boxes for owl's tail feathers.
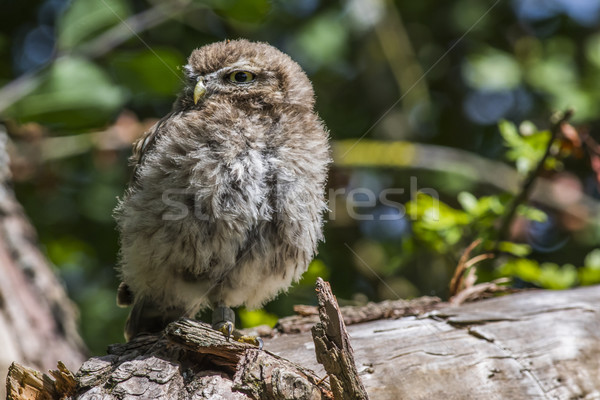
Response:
[117,283,184,341]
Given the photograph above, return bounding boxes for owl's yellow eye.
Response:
[229,71,255,83]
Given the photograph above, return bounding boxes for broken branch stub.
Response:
[311,278,370,400]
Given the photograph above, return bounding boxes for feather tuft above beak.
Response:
[194,79,206,104]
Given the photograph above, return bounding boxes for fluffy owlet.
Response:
[114,39,330,342]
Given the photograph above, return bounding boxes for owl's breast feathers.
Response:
[115,102,329,310]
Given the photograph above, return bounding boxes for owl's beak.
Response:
[193,78,207,104]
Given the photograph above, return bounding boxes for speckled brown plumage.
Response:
[114,39,330,340]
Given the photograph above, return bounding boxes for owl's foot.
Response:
[212,305,235,337]
[211,305,263,349]
[231,330,264,349]
[214,320,234,337]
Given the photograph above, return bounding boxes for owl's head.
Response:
[177,39,315,111]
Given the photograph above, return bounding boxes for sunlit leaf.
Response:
[584,249,600,269]
[300,259,330,285]
[463,49,521,90]
[519,120,537,136]
[238,308,278,328]
[538,263,577,289]
[500,258,577,289]
[294,12,348,67]
[457,191,478,214]
[498,119,522,148]
[578,248,600,285]
[6,56,125,130]
[499,258,540,282]
[498,241,532,257]
[585,33,600,68]
[517,205,548,222]
[526,56,577,94]
[579,267,600,286]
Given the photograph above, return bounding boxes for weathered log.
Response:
[7,319,332,399]
[276,295,442,335]
[6,284,600,399]
[268,285,600,399]
[6,361,76,400]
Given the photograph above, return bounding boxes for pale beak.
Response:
[193,78,206,104]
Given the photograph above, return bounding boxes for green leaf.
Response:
[498,119,522,148]
[293,12,348,67]
[58,0,130,50]
[238,308,278,328]
[519,120,537,136]
[500,258,577,289]
[579,262,600,285]
[498,241,532,257]
[538,263,577,289]
[300,259,330,285]
[499,119,553,175]
[6,56,125,130]
[457,191,478,214]
[499,258,540,282]
[463,50,522,90]
[584,249,600,269]
[578,249,600,285]
[517,205,548,222]
[109,49,185,99]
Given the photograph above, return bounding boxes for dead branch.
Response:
[311,278,369,400]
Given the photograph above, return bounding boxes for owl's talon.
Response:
[212,305,236,340]
[214,321,234,339]
[211,307,263,348]
[231,331,263,349]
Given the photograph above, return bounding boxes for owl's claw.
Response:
[232,331,264,349]
[211,305,263,349]
[214,320,234,338]
[212,305,236,340]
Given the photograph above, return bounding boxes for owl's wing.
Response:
[128,112,174,186]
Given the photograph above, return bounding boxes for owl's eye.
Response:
[229,71,255,83]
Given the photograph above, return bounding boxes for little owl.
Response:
[114,39,330,343]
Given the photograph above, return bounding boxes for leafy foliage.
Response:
[407,118,600,290]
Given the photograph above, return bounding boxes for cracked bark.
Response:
[267,285,600,399]
[8,285,600,399]
[0,127,87,400]
[9,319,333,399]
[311,278,369,400]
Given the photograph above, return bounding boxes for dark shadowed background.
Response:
[1,0,600,354]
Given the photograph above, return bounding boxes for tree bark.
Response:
[0,126,87,399]
[269,285,600,399]
[8,284,600,399]
[311,278,369,400]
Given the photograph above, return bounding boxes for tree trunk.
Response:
[0,126,87,399]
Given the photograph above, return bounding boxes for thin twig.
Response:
[464,253,494,269]
[495,109,574,246]
[449,239,482,296]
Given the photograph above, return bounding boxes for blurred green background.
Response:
[1,0,600,354]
